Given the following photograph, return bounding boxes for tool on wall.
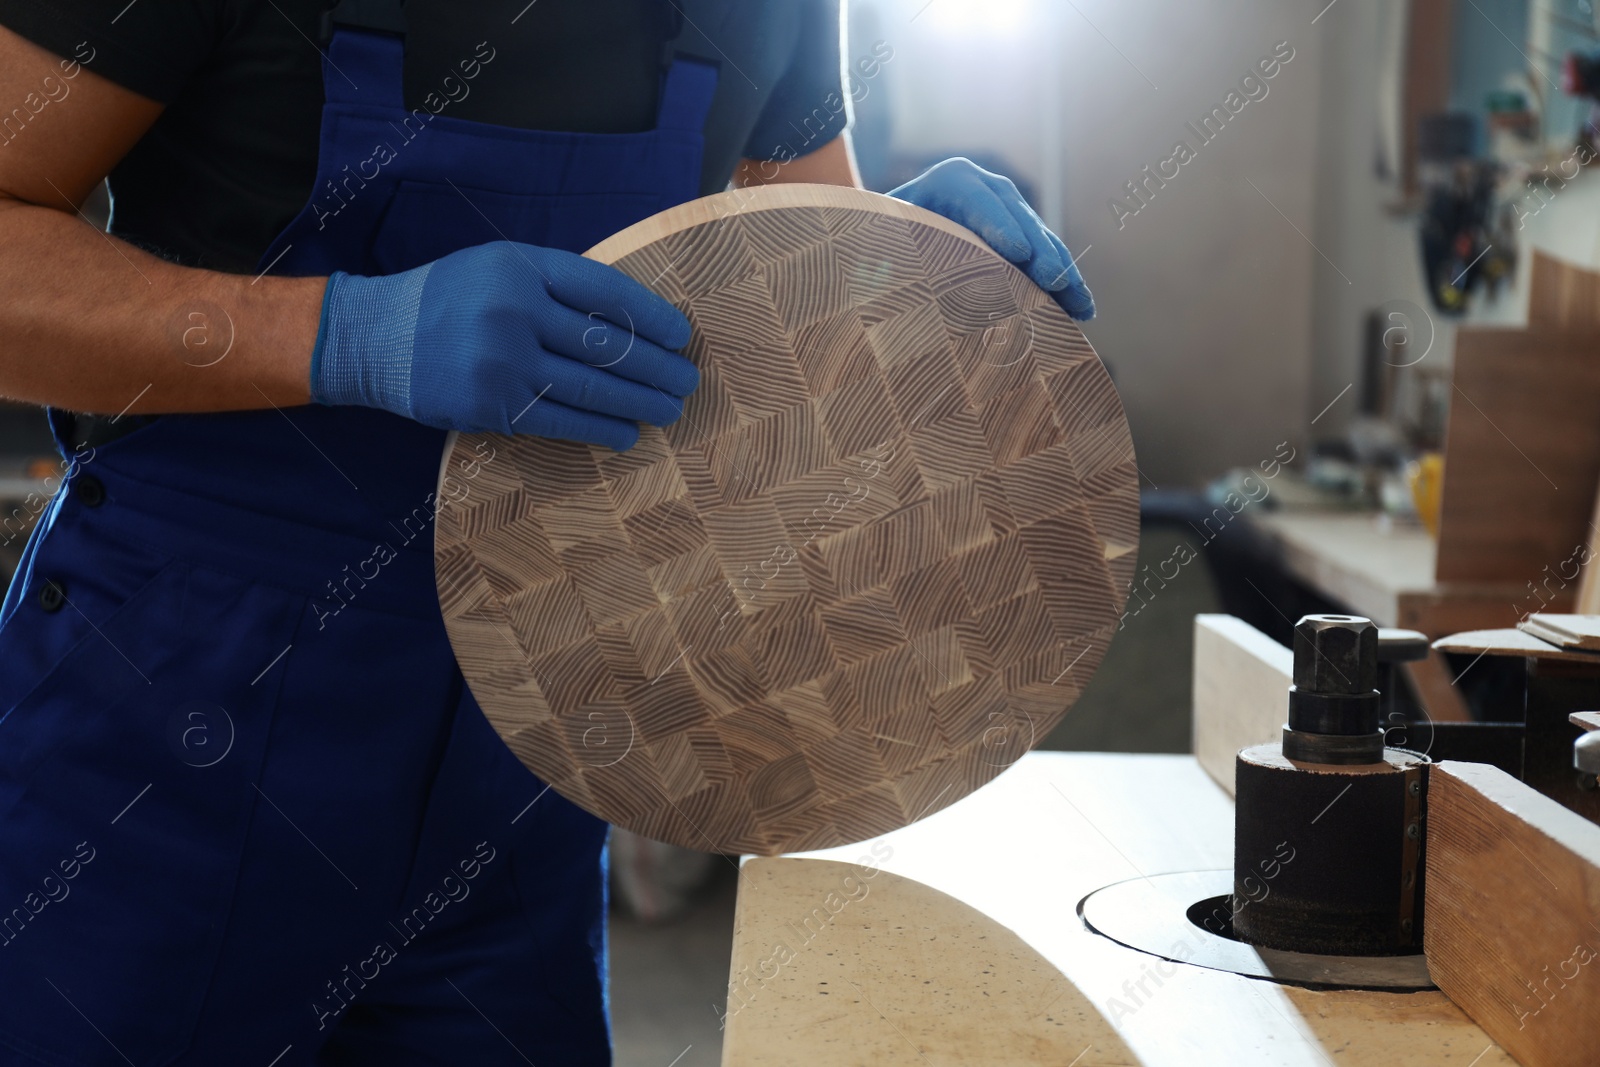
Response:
[1418,160,1516,315]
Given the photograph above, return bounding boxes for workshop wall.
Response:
[1306,0,1448,444]
[857,0,1322,486]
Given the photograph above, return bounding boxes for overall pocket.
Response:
[0,557,306,1066]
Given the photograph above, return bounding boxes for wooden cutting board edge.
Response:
[584,183,994,263]
[427,183,1136,854]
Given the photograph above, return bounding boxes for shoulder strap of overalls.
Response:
[326,0,406,34]
[654,0,716,133]
[321,0,406,109]
[656,55,719,133]
[320,0,712,127]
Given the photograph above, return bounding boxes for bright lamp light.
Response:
[916,0,1037,35]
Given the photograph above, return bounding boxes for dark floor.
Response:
[1040,522,1221,754]
[608,521,1222,1066]
[609,860,742,1067]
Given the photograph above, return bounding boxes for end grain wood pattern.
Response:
[434,185,1138,855]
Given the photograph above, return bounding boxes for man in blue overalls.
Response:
[0,1,1093,1062]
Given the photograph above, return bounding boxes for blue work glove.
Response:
[890,158,1095,321]
[311,241,699,450]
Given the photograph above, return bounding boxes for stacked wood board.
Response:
[1519,613,1600,651]
[1436,252,1600,595]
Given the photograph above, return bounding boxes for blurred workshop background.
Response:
[7,1,1599,1064]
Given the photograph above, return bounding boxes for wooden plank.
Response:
[1424,761,1600,1067]
[1521,613,1600,651]
[1192,614,1291,795]
[1395,586,1574,639]
[1434,627,1600,665]
[1527,250,1600,329]
[721,753,1511,1066]
[1436,329,1600,584]
[1523,253,1600,611]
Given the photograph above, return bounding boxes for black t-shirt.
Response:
[0,0,849,273]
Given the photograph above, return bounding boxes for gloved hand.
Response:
[890,157,1095,321]
[310,241,699,450]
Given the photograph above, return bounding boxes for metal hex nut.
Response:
[1292,615,1378,695]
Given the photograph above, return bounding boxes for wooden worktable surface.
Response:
[1245,510,1568,633]
[1247,511,1435,626]
[722,752,1509,1066]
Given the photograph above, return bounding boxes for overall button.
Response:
[74,474,105,507]
[38,579,66,613]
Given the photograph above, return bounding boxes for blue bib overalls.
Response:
[0,25,715,1066]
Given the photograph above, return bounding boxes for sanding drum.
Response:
[1233,616,1428,957]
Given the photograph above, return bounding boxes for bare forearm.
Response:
[735,133,862,189]
[0,198,323,416]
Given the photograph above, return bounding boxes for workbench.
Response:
[720,751,1508,1066]
[1244,510,1573,721]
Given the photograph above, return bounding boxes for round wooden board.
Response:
[435,184,1137,855]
